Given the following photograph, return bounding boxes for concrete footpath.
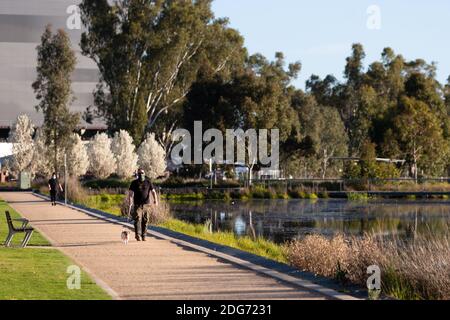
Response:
[1,192,336,300]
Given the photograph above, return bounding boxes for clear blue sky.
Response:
[212,0,450,89]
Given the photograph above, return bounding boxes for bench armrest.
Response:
[13,218,29,227]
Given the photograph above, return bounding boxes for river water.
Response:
[168,199,450,244]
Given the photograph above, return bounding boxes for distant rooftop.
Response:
[0,125,107,142]
[0,0,100,125]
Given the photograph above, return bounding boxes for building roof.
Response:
[0,126,107,142]
[0,0,102,126]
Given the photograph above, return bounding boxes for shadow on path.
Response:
[6,200,47,204]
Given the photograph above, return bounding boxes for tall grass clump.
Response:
[250,186,276,199]
[347,192,371,201]
[382,237,450,300]
[66,177,91,205]
[287,234,450,300]
[165,193,205,201]
[145,201,171,225]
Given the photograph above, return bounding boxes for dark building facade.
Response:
[0,0,102,129]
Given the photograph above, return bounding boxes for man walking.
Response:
[48,172,63,206]
[128,169,158,241]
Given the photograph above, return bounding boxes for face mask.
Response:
[138,174,145,182]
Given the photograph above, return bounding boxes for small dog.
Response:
[121,229,131,245]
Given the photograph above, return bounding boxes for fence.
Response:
[83,177,450,195]
[252,178,450,193]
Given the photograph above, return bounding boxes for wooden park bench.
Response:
[4,211,34,248]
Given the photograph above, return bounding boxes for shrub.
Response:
[230,189,251,200]
[288,190,300,199]
[137,133,166,180]
[319,191,330,199]
[307,193,318,200]
[147,201,171,225]
[160,176,185,188]
[288,234,350,279]
[251,186,275,199]
[88,133,116,179]
[66,177,90,204]
[206,191,232,201]
[277,193,290,200]
[83,179,131,190]
[347,192,370,201]
[111,130,138,179]
[165,193,205,201]
[287,234,450,300]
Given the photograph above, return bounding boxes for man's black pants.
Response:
[50,190,57,203]
[132,205,150,238]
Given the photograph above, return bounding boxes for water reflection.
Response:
[169,199,450,244]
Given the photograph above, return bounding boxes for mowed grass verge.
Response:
[0,199,50,247]
[161,218,288,263]
[0,199,111,300]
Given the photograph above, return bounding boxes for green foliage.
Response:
[160,176,241,189]
[80,0,246,144]
[290,92,348,178]
[32,25,80,174]
[276,193,290,200]
[207,191,232,201]
[307,193,319,200]
[383,96,449,178]
[76,5,450,179]
[184,52,301,144]
[347,192,371,201]
[250,186,274,199]
[344,141,400,181]
[319,191,330,199]
[165,193,205,202]
[160,176,186,188]
[80,194,125,215]
[381,268,419,300]
[83,179,132,190]
[230,189,251,201]
[288,190,307,199]
[306,44,450,179]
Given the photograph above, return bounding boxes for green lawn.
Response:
[0,200,50,247]
[0,199,111,300]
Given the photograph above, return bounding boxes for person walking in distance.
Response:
[127,169,158,241]
[48,172,63,206]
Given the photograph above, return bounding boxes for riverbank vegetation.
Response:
[347,192,371,201]
[288,234,450,300]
